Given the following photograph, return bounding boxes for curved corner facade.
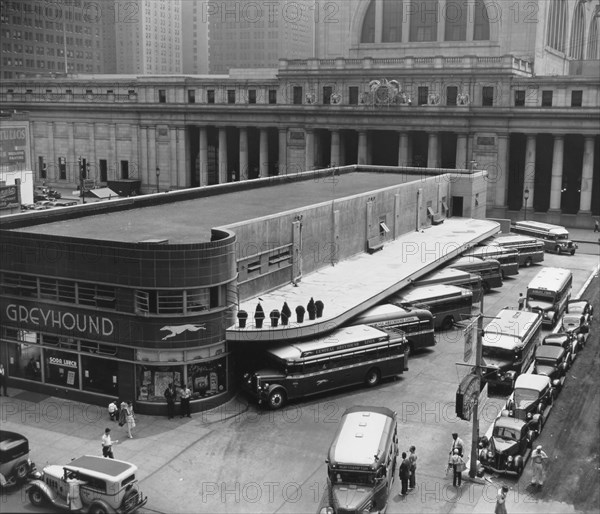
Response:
[0,227,237,415]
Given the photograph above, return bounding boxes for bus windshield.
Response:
[482,345,517,360]
[527,289,556,304]
[329,469,377,486]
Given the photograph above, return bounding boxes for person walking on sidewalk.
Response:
[495,485,509,514]
[450,432,464,457]
[517,293,526,311]
[449,449,465,488]
[180,384,192,418]
[101,428,117,459]
[407,446,417,490]
[125,401,136,438]
[398,452,410,496]
[108,400,118,421]
[530,445,548,489]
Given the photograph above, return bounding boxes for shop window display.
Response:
[188,358,226,398]
[136,365,184,402]
[44,348,79,389]
[6,339,42,382]
[81,354,119,396]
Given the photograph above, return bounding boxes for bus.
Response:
[320,406,398,514]
[526,267,573,327]
[462,245,520,278]
[482,308,543,390]
[390,284,473,330]
[489,234,545,267]
[242,325,408,409]
[352,304,436,356]
[512,221,578,255]
[414,267,483,304]
[448,256,503,293]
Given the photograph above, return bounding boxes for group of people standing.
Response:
[164,383,192,419]
[398,446,417,496]
[103,399,136,458]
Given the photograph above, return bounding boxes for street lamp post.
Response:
[523,188,530,221]
[156,167,160,193]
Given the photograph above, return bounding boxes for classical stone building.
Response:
[1,0,599,225]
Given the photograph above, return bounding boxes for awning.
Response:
[88,188,119,199]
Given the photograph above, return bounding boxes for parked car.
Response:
[27,455,147,513]
[560,312,590,347]
[542,333,576,364]
[505,374,554,433]
[0,431,39,488]
[35,186,61,199]
[48,200,78,208]
[33,201,52,210]
[567,299,594,320]
[33,193,49,203]
[533,345,569,391]
[20,203,36,211]
[478,415,536,476]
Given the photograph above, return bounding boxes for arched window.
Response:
[382,0,403,42]
[473,0,490,41]
[445,0,467,41]
[361,0,376,43]
[586,7,599,59]
[409,0,438,42]
[546,0,568,53]
[569,1,585,59]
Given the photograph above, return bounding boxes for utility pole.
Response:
[469,294,484,479]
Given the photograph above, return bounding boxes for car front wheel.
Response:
[14,461,28,483]
[267,389,286,410]
[89,503,109,514]
[28,487,47,507]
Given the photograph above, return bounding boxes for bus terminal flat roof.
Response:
[14,172,421,243]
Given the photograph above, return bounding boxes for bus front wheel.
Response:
[365,368,381,387]
[442,316,454,331]
[267,389,287,410]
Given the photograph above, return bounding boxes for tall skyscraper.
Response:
[181,0,209,74]
[208,0,315,74]
[114,0,182,74]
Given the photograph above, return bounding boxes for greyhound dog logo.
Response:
[160,324,206,340]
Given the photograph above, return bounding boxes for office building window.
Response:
[248,89,256,104]
[207,89,215,103]
[418,87,429,106]
[227,89,235,104]
[514,90,525,106]
[446,86,458,106]
[482,86,494,106]
[158,89,166,103]
[541,90,553,107]
[268,89,277,104]
[293,86,303,105]
[323,86,332,105]
[349,86,359,105]
[571,90,582,107]
[187,89,195,103]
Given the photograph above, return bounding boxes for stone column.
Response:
[259,128,268,177]
[495,133,509,208]
[427,132,440,168]
[374,0,383,43]
[549,135,564,211]
[47,122,56,181]
[523,135,536,210]
[305,129,315,171]
[437,0,446,41]
[579,136,595,213]
[140,126,149,188]
[199,127,208,186]
[358,131,367,165]
[68,123,76,183]
[89,123,97,181]
[170,127,177,189]
[148,126,157,190]
[330,129,340,167]
[278,128,287,175]
[455,133,468,169]
[466,0,475,41]
[398,132,409,167]
[218,127,227,183]
[177,127,187,188]
[239,128,248,181]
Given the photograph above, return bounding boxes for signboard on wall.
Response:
[0,185,19,209]
[0,127,27,164]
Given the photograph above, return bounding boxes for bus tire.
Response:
[442,316,454,331]
[365,368,381,387]
[267,389,287,410]
[524,257,532,267]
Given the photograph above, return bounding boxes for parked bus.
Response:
[390,284,473,330]
[462,245,519,278]
[352,304,436,356]
[526,267,573,327]
[414,267,483,303]
[242,325,408,409]
[320,406,398,514]
[489,234,545,267]
[482,308,543,390]
[448,256,503,293]
[512,221,578,255]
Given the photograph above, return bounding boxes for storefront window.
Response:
[136,365,184,402]
[188,358,226,398]
[44,348,79,389]
[6,337,42,382]
[81,354,118,396]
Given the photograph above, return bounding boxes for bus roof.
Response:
[514,220,569,236]
[393,284,472,305]
[484,309,542,337]
[450,255,501,268]
[328,407,396,468]
[267,324,390,361]
[354,304,431,324]
[463,246,517,258]
[527,267,572,292]
[492,234,544,246]
[415,267,479,286]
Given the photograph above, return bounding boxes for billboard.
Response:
[0,126,27,165]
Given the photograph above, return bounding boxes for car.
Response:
[0,431,39,488]
[33,201,52,210]
[505,374,555,433]
[542,333,576,364]
[48,200,78,208]
[533,345,569,391]
[478,415,536,476]
[20,204,36,211]
[27,455,147,514]
[33,193,49,203]
[567,299,593,320]
[560,312,590,348]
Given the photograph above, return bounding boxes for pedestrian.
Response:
[118,401,127,427]
[530,445,548,489]
[101,428,117,459]
[517,293,526,311]
[108,400,118,421]
[164,383,176,419]
[408,445,417,490]
[495,485,509,514]
[449,449,465,488]
[594,219,599,233]
[125,401,135,439]
[180,384,192,418]
[398,452,410,496]
[0,363,7,396]
[450,432,464,457]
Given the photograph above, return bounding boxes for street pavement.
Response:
[1,229,598,514]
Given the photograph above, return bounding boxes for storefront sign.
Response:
[6,304,114,337]
[0,127,27,163]
[0,185,19,209]
[48,356,78,368]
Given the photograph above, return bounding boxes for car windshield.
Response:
[535,357,557,367]
[568,303,585,313]
[513,388,539,409]
[562,315,580,326]
[493,426,519,441]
